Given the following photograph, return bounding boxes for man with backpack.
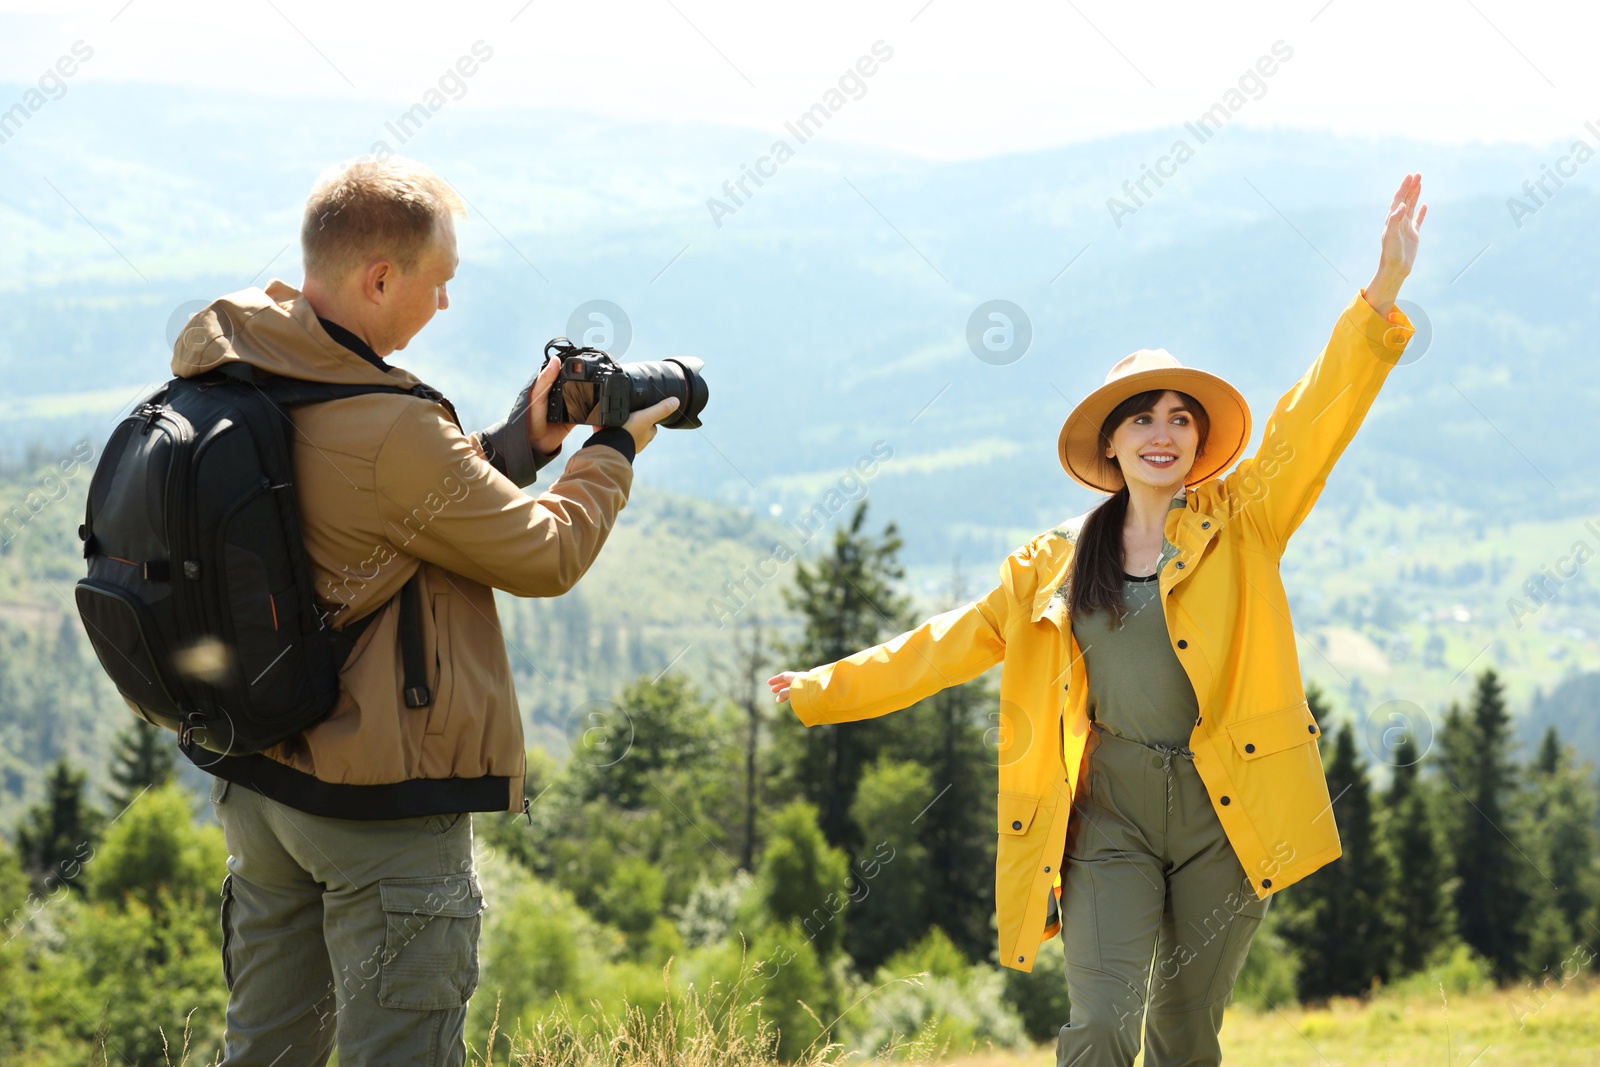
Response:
[169,157,677,1064]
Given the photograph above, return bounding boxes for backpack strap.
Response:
[211,364,443,713]
[216,362,462,428]
[398,572,431,708]
[324,569,431,710]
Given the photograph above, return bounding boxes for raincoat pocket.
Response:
[1225,700,1321,760]
[998,792,1040,835]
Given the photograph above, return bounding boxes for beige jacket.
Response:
[173,279,633,816]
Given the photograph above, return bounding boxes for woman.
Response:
[769,173,1426,1065]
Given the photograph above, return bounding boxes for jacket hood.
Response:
[171,278,424,390]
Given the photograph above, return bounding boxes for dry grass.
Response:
[474,956,946,1067]
[936,975,1600,1067]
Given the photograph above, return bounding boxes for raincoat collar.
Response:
[1029,489,1225,625]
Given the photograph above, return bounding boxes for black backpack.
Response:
[75,362,441,758]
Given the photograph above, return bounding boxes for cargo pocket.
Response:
[219,873,238,992]
[1205,873,1271,1005]
[1236,871,1271,919]
[377,874,484,1011]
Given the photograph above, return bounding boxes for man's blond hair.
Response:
[301,157,466,282]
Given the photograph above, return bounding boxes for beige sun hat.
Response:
[1058,348,1251,494]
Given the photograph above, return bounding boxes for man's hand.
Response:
[624,396,680,454]
[526,355,579,456]
[479,357,582,486]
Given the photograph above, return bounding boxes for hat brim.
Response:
[1058,368,1251,494]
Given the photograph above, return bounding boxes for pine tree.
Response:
[1522,725,1600,968]
[757,800,852,962]
[1281,720,1395,1000]
[770,500,914,855]
[106,719,176,812]
[14,757,102,896]
[568,673,720,811]
[899,673,996,965]
[730,612,773,871]
[885,557,996,965]
[1534,725,1563,777]
[1444,667,1533,983]
[1381,733,1452,974]
[843,754,933,971]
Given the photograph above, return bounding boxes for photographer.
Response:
[182,157,678,1065]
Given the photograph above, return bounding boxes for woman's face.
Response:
[1105,390,1199,492]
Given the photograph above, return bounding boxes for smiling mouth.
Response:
[1141,454,1177,467]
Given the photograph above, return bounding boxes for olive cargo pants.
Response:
[1054,722,1269,1067]
[210,777,484,1066]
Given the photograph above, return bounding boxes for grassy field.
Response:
[938,976,1600,1067]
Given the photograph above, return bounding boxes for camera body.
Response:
[546,344,632,426]
[540,338,707,430]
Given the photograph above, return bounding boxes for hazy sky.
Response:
[0,0,1594,160]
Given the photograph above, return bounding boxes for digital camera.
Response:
[540,337,708,430]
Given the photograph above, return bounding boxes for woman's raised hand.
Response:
[1365,172,1426,314]
[767,671,800,704]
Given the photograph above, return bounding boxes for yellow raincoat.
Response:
[787,289,1415,972]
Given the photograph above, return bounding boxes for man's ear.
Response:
[362,259,391,302]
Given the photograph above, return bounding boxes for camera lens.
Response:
[624,356,708,429]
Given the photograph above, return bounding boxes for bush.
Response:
[844,927,1029,1059]
[1378,940,1496,1000]
[27,890,226,1066]
[1002,933,1073,1043]
[595,855,666,942]
[1231,904,1300,1010]
[672,871,755,949]
[844,756,932,971]
[749,920,838,1062]
[756,802,851,962]
[88,782,227,913]
[473,856,622,1056]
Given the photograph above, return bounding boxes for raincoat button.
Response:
[1244,743,1255,753]
[1177,640,1187,649]
[1018,955,1025,962]
[1220,795,1231,805]
[1012,820,1023,830]
[1262,879,1272,889]
[1176,561,1184,569]
[1202,521,1210,529]
[1308,725,1317,734]
[1044,866,1052,873]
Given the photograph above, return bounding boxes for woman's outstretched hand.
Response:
[1364,172,1426,316]
[768,671,800,704]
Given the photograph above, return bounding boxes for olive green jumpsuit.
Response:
[1051,496,1269,1066]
